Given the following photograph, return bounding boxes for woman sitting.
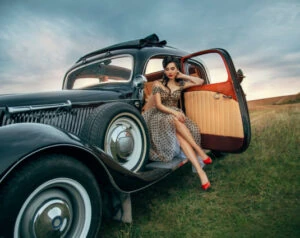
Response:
[142,56,212,191]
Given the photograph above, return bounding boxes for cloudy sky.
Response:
[0,0,299,100]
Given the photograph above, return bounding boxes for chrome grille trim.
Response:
[7,100,72,114]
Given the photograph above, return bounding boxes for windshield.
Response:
[66,55,133,89]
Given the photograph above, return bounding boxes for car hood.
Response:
[0,89,129,107]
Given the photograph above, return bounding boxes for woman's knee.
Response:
[176,133,182,143]
[176,133,189,147]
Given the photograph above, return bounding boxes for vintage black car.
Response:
[0,34,251,237]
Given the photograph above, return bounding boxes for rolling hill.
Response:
[247,93,300,110]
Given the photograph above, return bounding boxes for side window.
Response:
[143,57,165,104]
[66,55,133,89]
[184,53,228,84]
[184,61,207,82]
[144,58,164,81]
[145,54,227,85]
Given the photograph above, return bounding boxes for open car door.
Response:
[181,48,251,153]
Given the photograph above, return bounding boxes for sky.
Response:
[0,0,299,100]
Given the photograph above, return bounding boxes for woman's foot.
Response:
[203,157,213,164]
[201,182,211,191]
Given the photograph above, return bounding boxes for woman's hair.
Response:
[162,56,184,87]
[162,55,181,70]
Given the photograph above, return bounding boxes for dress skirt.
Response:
[142,106,202,162]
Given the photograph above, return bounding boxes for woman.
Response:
[143,56,212,190]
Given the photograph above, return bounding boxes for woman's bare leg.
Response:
[174,119,209,160]
[176,133,209,186]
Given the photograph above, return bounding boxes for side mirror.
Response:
[133,75,147,88]
[236,69,245,84]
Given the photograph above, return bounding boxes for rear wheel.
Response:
[0,154,102,238]
[80,102,150,172]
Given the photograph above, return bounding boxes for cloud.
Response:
[0,0,299,100]
[0,3,117,93]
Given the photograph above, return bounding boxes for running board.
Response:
[145,157,189,170]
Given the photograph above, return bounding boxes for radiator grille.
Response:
[1,106,95,135]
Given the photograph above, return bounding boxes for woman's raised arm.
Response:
[177,72,204,89]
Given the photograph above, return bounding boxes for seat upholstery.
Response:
[142,81,155,112]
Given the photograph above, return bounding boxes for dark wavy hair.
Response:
[162,56,184,88]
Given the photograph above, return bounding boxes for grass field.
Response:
[99,101,300,238]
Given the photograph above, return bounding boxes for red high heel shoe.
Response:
[203,157,212,164]
[201,182,211,191]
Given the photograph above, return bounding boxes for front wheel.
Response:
[0,154,102,238]
[80,102,150,172]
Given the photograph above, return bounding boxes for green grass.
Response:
[99,104,300,238]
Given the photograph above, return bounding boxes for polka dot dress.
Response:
[142,82,201,162]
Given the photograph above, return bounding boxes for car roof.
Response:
[75,33,188,63]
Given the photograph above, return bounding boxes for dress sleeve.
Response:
[152,84,164,95]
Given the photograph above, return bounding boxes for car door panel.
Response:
[184,90,244,151]
[181,49,251,153]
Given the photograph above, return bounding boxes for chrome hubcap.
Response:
[33,199,71,237]
[14,178,92,238]
[109,125,134,161]
[105,114,144,171]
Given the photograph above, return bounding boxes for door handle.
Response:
[223,95,233,99]
[214,92,232,100]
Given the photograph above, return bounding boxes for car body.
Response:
[0,34,251,237]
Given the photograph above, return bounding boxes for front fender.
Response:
[0,123,168,192]
[0,123,86,177]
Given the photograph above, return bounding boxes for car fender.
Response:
[0,123,164,192]
[0,123,85,175]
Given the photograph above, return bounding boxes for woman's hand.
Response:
[176,71,196,84]
[176,71,185,79]
[173,110,185,122]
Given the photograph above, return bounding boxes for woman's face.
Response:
[164,62,178,80]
